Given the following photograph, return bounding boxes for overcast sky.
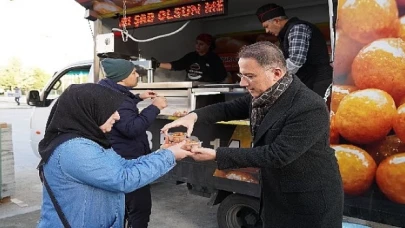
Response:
[0,0,95,73]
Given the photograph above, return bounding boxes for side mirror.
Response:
[27,90,41,106]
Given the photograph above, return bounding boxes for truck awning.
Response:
[75,0,202,19]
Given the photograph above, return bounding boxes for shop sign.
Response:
[119,0,226,28]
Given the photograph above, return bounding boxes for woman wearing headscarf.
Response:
[152,33,228,83]
[36,83,191,228]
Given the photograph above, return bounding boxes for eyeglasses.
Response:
[236,73,254,83]
[237,67,276,83]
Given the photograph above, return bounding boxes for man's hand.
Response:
[152,96,168,110]
[166,141,193,160]
[190,147,216,161]
[139,90,157,100]
[160,113,198,137]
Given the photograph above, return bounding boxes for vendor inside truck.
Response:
[256,3,333,97]
[151,33,228,83]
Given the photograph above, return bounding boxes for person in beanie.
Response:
[152,33,228,83]
[98,58,168,228]
[256,3,332,97]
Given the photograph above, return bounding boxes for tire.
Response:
[217,194,263,228]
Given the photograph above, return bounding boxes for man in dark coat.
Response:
[161,42,343,228]
[255,3,333,97]
[98,58,168,228]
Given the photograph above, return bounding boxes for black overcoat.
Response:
[194,76,344,228]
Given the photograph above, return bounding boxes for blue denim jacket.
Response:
[37,137,175,228]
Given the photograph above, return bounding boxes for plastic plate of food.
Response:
[161,132,202,150]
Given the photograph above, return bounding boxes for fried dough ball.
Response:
[393,104,405,143]
[376,153,405,204]
[333,144,377,195]
[338,0,399,44]
[365,135,405,164]
[335,89,396,144]
[398,16,405,40]
[331,85,359,113]
[351,38,405,103]
[330,112,340,145]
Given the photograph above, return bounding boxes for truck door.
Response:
[30,67,90,158]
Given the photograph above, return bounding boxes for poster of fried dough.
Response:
[331,0,405,204]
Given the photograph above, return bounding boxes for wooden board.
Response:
[0,124,15,199]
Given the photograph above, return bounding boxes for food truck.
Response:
[27,0,405,227]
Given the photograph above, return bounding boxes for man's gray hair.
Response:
[238,41,286,70]
[278,16,288,20]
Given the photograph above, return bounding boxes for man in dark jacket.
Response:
[161,42,343,228]
[255,3,332,97]
[98,58,168,228]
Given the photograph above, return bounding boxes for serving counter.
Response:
[130,81,248,119]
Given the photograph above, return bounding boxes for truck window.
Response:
[47,69,90,99]
[41,67,90,107]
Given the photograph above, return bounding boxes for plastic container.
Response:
[167,132,187,143]
[182,139,202,150]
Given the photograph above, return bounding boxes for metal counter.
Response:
[130,82,248,120]
[158,115,250,126]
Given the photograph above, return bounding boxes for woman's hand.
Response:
[167,141,193,160]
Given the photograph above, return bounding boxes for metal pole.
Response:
[93,19,103,83]
[328,0,336,62]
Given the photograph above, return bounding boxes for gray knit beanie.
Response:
[101,58,135,82]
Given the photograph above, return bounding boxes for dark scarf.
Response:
[251,73,293,135]
[38,83,126,167]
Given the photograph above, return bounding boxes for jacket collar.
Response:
[253,75,300,145]
[98,78,135,98]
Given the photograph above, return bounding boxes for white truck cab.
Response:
[28,60,93,158]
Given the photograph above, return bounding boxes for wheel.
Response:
[217,194,263,228]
